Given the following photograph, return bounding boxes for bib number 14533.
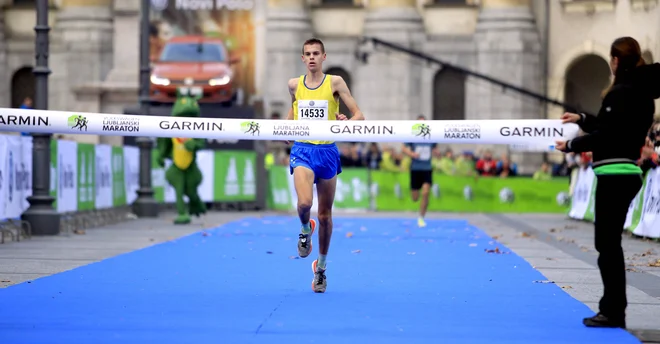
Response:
[298,100,328,120]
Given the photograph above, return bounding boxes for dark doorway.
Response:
[11,67,35,108]
[564,54,611,115]
[433,68,466,120]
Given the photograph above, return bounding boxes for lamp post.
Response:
[132,0,159,218]
[21,0,61,235]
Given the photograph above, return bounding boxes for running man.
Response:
[286,38,365,293]
[402,115,437,228]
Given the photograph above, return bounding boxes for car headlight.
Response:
[150,74,170,86]
[209,75,231,86]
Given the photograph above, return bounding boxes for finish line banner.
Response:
[0,108,579,145]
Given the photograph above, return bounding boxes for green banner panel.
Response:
[77,143,95,211]
[214,150,257,202]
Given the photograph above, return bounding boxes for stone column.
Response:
[105,0,139,85]
[356,0,425,122]
[54,0,113,143]
[472,0,543,173]
[265,0,312,116]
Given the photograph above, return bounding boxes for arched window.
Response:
[433,68,465,120]
[11,67,35,108]
[564,54,611,115]
[324,66,352,118]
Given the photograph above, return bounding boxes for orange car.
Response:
[150,35,240,105]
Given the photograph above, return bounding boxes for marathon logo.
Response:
[273,124,310,137]
[444,123,481,140]
[103,116,140,132]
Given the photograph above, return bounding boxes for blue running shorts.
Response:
[289,142,342,183]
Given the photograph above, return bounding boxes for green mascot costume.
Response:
[156,90,207,224]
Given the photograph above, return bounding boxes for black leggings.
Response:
[594,174,643,321]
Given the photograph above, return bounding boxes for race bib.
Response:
[415,145,432,161]
[298,100,328,120]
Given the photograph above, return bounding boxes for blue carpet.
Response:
[0,216,641,344]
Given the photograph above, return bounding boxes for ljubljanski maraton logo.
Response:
[330,125,394,135]
[68,114,88,131]
[412,123,431,139]
[159,120,224,131]
[103,116,139,132]
[500,126,563,137]
[273,124,310,137]
[241,121,260,136]
[444,123,480,140]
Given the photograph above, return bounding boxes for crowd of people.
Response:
[266,139,556,181]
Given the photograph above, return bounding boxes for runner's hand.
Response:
[560,112,581,124]
[337,113,348,121]
[555,140,568,152]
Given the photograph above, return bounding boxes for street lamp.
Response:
[21,0,61,235]
[132,0,159,218]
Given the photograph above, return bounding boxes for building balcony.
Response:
[559,0,616,14]
[423,0,479,36]
[310,0,365,37]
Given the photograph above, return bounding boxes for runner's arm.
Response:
[333,75,364,120]
[287,78,297,120]
[401,143,417,158]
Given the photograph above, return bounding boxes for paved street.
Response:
[0,211,658,343]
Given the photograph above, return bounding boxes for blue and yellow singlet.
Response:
[293,74,339,145]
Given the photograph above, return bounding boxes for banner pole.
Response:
[22,0,61,236]
[133,0,159,218]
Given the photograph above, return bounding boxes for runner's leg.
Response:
[311,175,336,293]
[290,143,318,258]
[410,171,421,202]
[293,166,317,257]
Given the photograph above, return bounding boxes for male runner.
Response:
[402,115,437,228]
[286,38,365,293]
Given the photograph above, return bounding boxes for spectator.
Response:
[639,136,658,172]
[455,151,476,176]
[339,143,363,167]
[533,162,552,181]
[554,153,576,177]
[435,149,456,175]
[363,143,382,170]
[19,97,33,136]
[380,146,404,172]
[476,150,497,176]
[496,154,518,177]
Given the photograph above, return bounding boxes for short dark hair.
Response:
[302,38,325,55]
[417,114,426,120]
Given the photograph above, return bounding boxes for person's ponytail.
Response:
[601,37,645,98]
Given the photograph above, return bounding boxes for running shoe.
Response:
[311,259,327,293]
[417,217,427,228]
[297,219,316,258]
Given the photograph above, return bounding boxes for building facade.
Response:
[2,0,659,167]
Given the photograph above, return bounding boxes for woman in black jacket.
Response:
[556,36,660,329]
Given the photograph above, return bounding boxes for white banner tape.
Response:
[0,108,580,145]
